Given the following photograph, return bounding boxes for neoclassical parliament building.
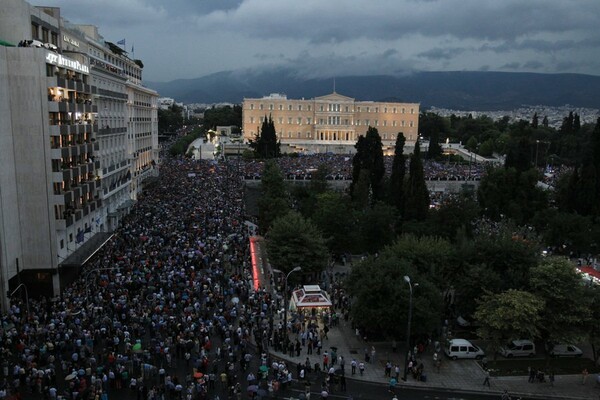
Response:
[243,92,419,153]
[242,92,420,154]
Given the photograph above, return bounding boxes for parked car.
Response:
[499,339,536,358]
[549,344,583,357]
[445,338,485,360]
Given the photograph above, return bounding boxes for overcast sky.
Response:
[41,0,600,82]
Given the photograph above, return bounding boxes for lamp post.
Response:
[273,266,302,347]
[402,275,417,381]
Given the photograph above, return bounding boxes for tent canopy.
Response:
[291,285,332,309]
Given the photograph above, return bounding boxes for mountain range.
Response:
[146,68,600,111]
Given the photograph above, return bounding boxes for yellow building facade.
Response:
[242,92,420,154]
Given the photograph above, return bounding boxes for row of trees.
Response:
[255,114,600,359]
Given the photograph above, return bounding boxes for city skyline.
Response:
[38,0,600,82]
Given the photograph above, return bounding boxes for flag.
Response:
[84,225,92,233]
[131,44,134,53]
[117,39,125,46]
[76,229,84,244]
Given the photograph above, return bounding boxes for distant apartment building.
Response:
[0,0,158,311]
[242,92,420,154]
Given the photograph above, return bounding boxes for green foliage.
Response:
[258,161,289,233]
[158,104,185,133]
[475,290,544,355]
[530,257,591,345]
[357,202,397,254]
[386,234,455,288]
[427,195,479,241]
[266,211,329,281]
[249,115,281,159]
[169,129,202,156]
[351,169,371,210]
[351,127,385,202]
[312,192,358,255]
[388,133,406,214]
[477,167,547,224]
[404,138,430,221]
[532,209,596,255]
[202,105,242,131]
[345,255,442,340]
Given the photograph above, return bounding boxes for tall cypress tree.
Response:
[404,138,430,221]
[350,127,384,202]
[388,132,406,213]
[592,118,600,213]
[249,114,280,158]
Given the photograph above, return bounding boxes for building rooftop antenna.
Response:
[333,77,336,94]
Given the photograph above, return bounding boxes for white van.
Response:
[445,339,485,360]
[499,340,536,358]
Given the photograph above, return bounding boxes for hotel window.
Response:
[392,121,397,127]
[357,107,361,112]
[383,134,387,139]
[250,116,255,124]
[357,120,361,126]
[307,117,312,124]
[384,107,388,113]
[259,104,263,110]
[288,117,292,124]
[410,121,414,127]
[411,108,414,114]
[375,120,379,126]
[307,132,311,138]
[401,121,405,127]
[297,117,302,125]
[288,104,293,111]
[375,107,379,113]
[260,117,264,123]
[401,107,405,113]
[365,120,369,126]
[320,105,324,111]
[319,118,324,124]
[51,32,58,46]
[269,104,273,110]
[393,107,397,113]
[288,132,292,138]
[279,104,283,110]
[42,28,49,42]
[31,23,39,39]
[344,119,349,125]
[345,106,349,112]
[383,121,387,127]
[366,107,370,113]
[298,105,302,111]
[278,117,283,124]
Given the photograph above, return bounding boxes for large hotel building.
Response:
[0,0,159,310]
[242,92,420,154]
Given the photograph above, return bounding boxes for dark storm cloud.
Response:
[38,0,600,79]
[417,47,467,60]
[523,61,544,70]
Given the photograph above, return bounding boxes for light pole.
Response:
[402,275,417,381]
[273,266,302,347]
[535,140,540,168]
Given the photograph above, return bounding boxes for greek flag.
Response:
[117,39,125,46]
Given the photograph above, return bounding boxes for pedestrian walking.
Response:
[482,369,490,387]
[549,371,554,387]
[351,359,357,375]
[358,362,365,376]
[583,368,589,385]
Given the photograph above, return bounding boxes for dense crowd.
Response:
[244,155,487,181]
[0,155,331,400]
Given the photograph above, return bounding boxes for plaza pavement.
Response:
[251,252,599,400]
[268,319,599,400]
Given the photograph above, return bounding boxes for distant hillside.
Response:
[146,69,600,110]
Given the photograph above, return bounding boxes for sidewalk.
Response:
[268,306,599,400]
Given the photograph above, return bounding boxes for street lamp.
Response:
[273,266,302,347]
[402,275,418,381]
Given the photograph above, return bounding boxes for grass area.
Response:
[480,357,599,376]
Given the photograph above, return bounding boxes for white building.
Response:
[0,0,158,311]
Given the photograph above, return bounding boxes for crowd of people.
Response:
[0,153,318,400]
[244,154,487,182]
